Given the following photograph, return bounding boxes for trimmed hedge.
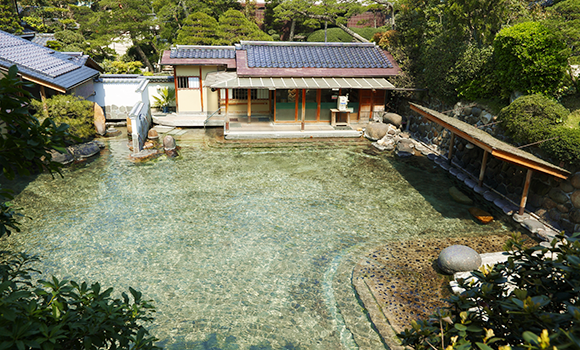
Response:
[498,94,569,144]
[32,94,95,143]
[541,126,580,166]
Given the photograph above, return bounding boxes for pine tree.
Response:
[0,0,23,34]
[176,12,223,45]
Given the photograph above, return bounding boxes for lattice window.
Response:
[177,76,200,89]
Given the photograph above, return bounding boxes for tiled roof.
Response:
[30,33,55,47]
[240,41,393,69]
[0,30,99,91]
[169,45,236,59]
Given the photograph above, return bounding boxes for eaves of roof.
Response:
[159,50,236,69]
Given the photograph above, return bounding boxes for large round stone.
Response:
[548,188,569,204]
[449,186,473,205]
[163,135,176,150]
[383,113,403,128]
[365,122,389,141]
[572,190,580,209]
[438,245,482,274]
[571,172,580,189]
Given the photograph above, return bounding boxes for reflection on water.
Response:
[1,136,510,349]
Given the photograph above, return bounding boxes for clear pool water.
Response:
[1,133,511,349]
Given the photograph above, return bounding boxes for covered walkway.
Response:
[410,103,570,215]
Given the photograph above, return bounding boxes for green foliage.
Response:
[0,252,159,349]
[31,94,95,143]
[101,60,143,74]
[399,233,580,350]
[0,66,69,237]
[541,127,580,166]
[218,9,272,45]
[493,21,571,98]
[176,12,222,45]
[545,0,580,62]
[454,44,498,100]
[498,94,569,144]
[53,30,88,52]
[307,26,388,42]
[152,87,176,108]
[0,0,23,34]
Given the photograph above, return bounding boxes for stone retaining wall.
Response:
[404,102,580,234]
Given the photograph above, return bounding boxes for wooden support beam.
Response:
[301,89,306,131]
[173,67,179,112]
[39,85,49,119]
[199,66,204,112]
[448,132,455,164]
[247,88,251,123]
[519,169,533,215]
[478,151,489,187]
[273,90,277,122]
[316,89,321,121]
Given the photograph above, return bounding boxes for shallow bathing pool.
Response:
[2,134,511,349]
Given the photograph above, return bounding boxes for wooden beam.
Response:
[316,89,321,122]
[247,88,252,123]
[173,67,179,112]
[199,66,204,112]
[410,104,494,153]
[448,132,455,164]
[478,151,489,187]
[301,89,306,131]
[491,149,569,180]
[519,169,533,215]
[23,75,66,93]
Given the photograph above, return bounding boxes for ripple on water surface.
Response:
[2,139,512,349]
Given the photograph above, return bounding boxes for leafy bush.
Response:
[493,21,570,98]
[0,252,159,350]
[31,95,95,143]
[398,233,580,350]
[498,94,569,144]
[541,126,580,166]
[101,60,143,74]
[307,27,388,42]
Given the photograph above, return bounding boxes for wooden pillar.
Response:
[294,90,299,122]
[519,169,533,215]
[225,89,229,115]
[173,67,178,111]
[199,67,204,112]
[370,89,375,120]
[301,89,306,131]
[448,132,455,164]
[316,89,321,121]
[478,151,489,187]
[273,90,277,122]
[39,85,49,119]
[247,88,251,123]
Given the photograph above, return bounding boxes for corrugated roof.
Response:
[0,30,100,92]
[409,103,570,179]
[205,71,395,90]
[169,45,236,59]
[240,41,393,69]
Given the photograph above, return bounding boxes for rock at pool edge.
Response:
[438,245,481,274]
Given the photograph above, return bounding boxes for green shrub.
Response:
[0,252,159,349]
[498,94,569,144]
[307,27,387,42]
[398,233,580,350]
[32,94,95,143]
[541,126,580,166]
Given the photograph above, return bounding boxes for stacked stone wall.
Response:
[403,101,580,234]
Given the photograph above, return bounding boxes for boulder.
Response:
[364,122,389,141]
[572,190,580,209]
[449,186,473,205]
[571,209,580,224]
[571,172,580,189]
[126,117,132,134]
[148,129,159,140]
[93,103,106,136]
[49,149,74,165]
[548,188,569,204]
[130,149,161,161]
[382,113,403,128]
[163,135,176,150]
[69,141,101,159]
[396,139,415,157]
[438,245,481,274]
[468,207,494,224]
[105,128,122,137]
[480,111,493,124]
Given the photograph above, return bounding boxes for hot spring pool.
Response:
[1,134,512,349]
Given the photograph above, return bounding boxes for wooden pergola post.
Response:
[448,132,455,164]
[301,89,306,131]
[478,151,489,187]
[247,88,251,124]
[519,169,534,215]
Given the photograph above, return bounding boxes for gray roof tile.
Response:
[170,46,236,59]
[241,42,393,69]
[0,30,99,91]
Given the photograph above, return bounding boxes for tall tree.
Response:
[0,0,23,33]
[91,0,158,72]
[176,12,223,45]
[218,9,272,44]
[546,0,580,62]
